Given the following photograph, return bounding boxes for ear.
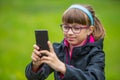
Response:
[87,26,94,36]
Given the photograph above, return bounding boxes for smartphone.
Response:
[35,30,49,51]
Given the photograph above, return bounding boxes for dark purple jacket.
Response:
[25,39,105,80]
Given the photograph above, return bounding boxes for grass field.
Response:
[0,0,120,80]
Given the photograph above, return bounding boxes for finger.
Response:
[31,53,38,62]
[39,50,51,57]
[31,55,37,62]
[41,56,50,61]
[32,51,41,61]
[47,41,54,53]
[40,56,51,64]
[33,44,39,50]
[33,49,41,57]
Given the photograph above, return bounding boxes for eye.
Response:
[73,27,80,30]
[63,26,70,30]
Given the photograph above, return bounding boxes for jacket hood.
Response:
[86,38,104,49]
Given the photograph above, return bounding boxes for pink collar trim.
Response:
[64,38,69,47]
[89,35,95,43]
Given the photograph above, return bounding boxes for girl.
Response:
[25,4,105,80]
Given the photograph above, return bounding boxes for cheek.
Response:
[77,32,88,41]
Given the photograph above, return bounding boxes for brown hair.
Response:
[62,4,105,41]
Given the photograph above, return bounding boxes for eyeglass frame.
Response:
[60,24,89,34]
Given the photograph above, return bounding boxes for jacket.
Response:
[25,39,105,80]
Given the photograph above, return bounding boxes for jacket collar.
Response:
[55,35,104,59]
[61,37,104,55]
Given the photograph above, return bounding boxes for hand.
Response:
[40,41,66,74]
[31,44,43,71]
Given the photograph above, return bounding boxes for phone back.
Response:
[35,30,49,51]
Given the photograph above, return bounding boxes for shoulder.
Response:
[81,38,105,57]
[87,38,104,49]
[86,39,105,61]
[84,38,104,53]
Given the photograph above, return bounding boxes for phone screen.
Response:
[35,30,49,51]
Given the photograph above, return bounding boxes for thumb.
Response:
[47,41,54,53]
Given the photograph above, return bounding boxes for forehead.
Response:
[64,23,81,26]
[62,8,89,25]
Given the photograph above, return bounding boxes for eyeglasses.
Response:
[60,24,89,34]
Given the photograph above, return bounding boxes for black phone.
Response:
[35,30,49,51]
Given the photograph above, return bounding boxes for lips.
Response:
[67,37,76,41]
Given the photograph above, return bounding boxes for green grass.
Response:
[0,0,120,80]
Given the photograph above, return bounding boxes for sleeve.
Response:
[25,62,53,80]
[62,50,105,80]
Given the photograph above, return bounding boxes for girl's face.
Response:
[62,23,92,46]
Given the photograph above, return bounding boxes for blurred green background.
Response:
[0,0,120,80]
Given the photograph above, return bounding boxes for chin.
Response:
[69,42,77,46]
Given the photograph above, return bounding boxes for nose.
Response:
[67,28,74,34]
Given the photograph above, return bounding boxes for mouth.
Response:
[67,37,76,41]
